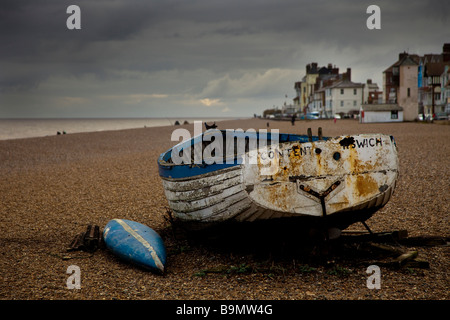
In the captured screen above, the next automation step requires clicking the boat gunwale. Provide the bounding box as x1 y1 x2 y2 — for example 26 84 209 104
158 130 329 166
158 132 397 181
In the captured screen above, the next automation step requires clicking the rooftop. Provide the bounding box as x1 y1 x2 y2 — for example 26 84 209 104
325 79 363 89
362 104 404 112
425 62 450 76
384 53 419 73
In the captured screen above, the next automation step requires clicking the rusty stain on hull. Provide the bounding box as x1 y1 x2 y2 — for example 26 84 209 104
355 175 378 198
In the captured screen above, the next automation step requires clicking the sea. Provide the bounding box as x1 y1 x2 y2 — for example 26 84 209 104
0 117 238 141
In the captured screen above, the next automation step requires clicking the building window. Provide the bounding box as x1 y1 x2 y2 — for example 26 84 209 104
354 89 357 95
340 89 344 95
407 88 410 97
340 101 344 107
391 111 398 119
353 100 357 106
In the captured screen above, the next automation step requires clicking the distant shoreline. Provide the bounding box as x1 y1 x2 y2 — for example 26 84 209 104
0 116 242 120
0 117 245 141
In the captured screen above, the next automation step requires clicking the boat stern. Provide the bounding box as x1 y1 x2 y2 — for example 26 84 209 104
242 134 399 220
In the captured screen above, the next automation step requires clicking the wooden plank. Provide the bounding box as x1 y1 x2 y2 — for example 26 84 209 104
398 236 449 247
83 225 101 252
68 233 84 251
404 258 430 269
394 251 418 265
339 230 408 244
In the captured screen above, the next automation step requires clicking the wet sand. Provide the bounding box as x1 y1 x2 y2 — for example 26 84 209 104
0 118 448 300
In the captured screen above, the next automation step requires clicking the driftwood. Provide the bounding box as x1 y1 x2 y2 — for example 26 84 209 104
394 251 418 264
340 229 409 243
398 236 449 247
351 242 427 269
367 242 404 256
341 229 448 247
402 258 430 269
339 229 447 269
374 250 424 269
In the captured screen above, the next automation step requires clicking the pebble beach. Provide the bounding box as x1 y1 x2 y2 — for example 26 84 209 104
0 118 448 301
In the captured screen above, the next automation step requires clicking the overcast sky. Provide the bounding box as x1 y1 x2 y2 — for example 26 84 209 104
1 0 449 118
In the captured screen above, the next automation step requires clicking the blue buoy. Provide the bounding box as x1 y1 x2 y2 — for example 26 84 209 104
103 219 166 273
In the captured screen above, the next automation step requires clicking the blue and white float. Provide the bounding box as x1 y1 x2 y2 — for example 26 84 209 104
103 219 166 273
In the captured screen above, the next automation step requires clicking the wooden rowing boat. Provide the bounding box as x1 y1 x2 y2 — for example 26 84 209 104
157 129 399 232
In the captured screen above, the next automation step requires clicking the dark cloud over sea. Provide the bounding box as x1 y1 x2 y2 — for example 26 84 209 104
1 0 449 118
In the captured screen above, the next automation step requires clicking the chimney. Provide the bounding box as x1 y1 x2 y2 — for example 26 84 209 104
443 43 450 53
443 43 450 62
346 68 351 81
399 51 408 61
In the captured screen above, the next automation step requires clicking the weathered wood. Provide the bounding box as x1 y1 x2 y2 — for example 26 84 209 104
340 230 408 244
83 225 101 252
68 233 84 251
394 251 418 265
341 230 449 250
398 236 449 247
404 258 430 269
370 247 424 269
337 230 436 269
368 242 404 256
68 225 102 252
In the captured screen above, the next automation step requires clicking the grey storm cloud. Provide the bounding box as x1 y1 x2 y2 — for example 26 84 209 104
0 0 449 117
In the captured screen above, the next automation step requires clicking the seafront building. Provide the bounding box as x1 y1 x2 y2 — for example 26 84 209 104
383 43 450 121
363 79 382 105
418 43 450 117
441 65 450 115
293 64 365 118
323 78 363 119
382 53 420 121
294 62 340 114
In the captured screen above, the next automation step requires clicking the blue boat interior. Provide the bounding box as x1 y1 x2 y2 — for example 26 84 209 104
158 130 329 179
